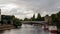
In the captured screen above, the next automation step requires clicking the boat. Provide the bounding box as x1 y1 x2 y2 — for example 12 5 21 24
48 26 58 33
42 25 48 30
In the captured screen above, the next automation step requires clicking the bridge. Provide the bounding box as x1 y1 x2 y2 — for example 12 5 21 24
21 21 47 25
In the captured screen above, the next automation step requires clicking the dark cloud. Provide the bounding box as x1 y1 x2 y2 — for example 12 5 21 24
0 0 60 19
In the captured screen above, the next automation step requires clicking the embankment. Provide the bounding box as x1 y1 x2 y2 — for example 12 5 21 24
0 25 15 30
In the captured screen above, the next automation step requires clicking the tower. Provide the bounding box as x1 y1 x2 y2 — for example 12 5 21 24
0 9 1 21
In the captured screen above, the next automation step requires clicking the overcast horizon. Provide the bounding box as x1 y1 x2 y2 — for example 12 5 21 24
0 0 60 19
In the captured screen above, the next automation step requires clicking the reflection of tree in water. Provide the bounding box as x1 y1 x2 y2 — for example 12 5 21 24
0 30 4 34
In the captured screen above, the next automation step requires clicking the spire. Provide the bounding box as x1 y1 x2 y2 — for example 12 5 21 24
0 9 1 21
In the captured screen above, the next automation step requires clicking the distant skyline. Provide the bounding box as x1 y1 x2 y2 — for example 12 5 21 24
0 0 60 19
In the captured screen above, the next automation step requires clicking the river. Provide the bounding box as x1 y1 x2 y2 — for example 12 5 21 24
0 24 57 34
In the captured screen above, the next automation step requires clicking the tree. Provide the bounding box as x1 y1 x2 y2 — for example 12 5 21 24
51 14 57 22
31 14 35 21
46 15 49 17
24 18 28 21
36 13 41 21
57 11 60 22
13 18 22 27
41 17 44 21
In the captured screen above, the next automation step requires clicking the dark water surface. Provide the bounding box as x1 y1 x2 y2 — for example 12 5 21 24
0 24 57 34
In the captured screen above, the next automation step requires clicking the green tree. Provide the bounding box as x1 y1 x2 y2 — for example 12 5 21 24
31 14 35 21
41 17 44 21
56 11 60 29
13 18 22 26
36 13 41 21
51 14 57 22
24 18 28 21
57 11 60 22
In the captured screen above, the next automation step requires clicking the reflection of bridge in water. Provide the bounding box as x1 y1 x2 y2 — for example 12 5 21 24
21 21 47 25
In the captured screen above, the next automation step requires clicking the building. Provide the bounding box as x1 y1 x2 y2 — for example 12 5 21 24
1 15 15 25
0 9 1 21
45 15 52 25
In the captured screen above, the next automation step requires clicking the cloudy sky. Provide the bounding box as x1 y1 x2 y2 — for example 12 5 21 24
0 0 60 19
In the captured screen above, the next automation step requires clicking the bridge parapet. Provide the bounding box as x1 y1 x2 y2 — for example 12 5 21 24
21 21 47 25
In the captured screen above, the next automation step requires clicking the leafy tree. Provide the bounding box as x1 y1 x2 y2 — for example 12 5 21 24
24 18 28 21
36 13 41 21
41 17 44 21
13 18 22 26
31 14 35 21
51 14 57 22
56 11 60 29
57 11 60 22
46 15 49 17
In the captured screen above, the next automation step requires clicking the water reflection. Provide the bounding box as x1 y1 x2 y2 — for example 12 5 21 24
0 30 4 34
0 24 57 34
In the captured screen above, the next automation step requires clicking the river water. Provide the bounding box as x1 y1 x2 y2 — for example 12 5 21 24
0 24 57 34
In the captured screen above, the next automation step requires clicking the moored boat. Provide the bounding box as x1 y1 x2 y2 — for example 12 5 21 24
42 25 48 30
48 26 58 33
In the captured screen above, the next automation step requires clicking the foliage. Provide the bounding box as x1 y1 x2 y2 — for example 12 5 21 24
51 14 57 22
31 14 35 21
24 18 29 21
24 13 43 21
13 18 22 26
41 17 44 21
57 11 60 22
51 11 60 22
36 13 42 21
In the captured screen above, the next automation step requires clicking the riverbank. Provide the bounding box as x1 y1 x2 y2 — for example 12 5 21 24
0 24 15 30
0 24 57 34
58 29 60 33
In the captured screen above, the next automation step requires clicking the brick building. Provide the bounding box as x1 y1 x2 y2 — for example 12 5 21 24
45 15 52 25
